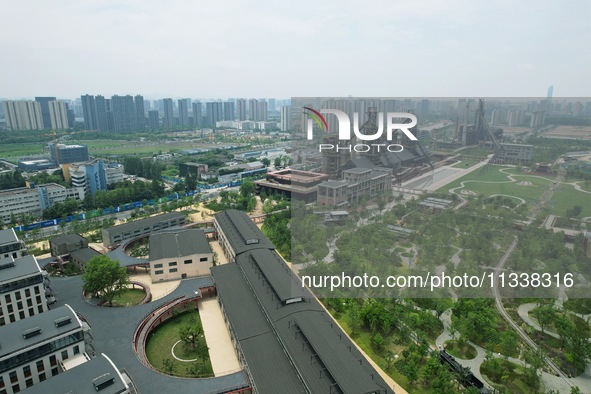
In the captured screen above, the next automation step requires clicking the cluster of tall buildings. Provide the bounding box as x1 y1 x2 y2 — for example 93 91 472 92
1 97 74 131
81 94 145 133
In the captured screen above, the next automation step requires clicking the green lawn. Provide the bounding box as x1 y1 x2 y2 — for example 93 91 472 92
443 340 477 360
548 184 591 217
480 359 541 394
0 143 45 159
110 288 145 307
564 298 591 315
449 157 483 168
145 310 213 378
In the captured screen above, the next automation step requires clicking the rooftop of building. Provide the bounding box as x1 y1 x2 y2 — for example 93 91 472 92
0 305 81 359
70 247 102 264
149 228 212 261
318 180 349 188
50 233 87 246
25 353 127 394
343 167 373 174
213 210 274 256
0 228 19 246
0 182 66 196
0 255 43 284
103 212 185 235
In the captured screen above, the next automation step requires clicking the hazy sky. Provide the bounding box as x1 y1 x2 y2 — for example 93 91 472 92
1 0 590 99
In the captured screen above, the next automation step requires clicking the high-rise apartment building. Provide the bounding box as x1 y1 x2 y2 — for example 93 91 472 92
192 102 202 128
34 97 56 129
80 95 98 130
206 102 223 126
111 95 136 133
280 106 291 131
134 95 145 131
47 101 69 129
162 98 174 128
148 110 159 130
248 99 258 121
178 99 189 127
257 100 268 121
2 101 44 131
236 99 247 121
223 101 235 121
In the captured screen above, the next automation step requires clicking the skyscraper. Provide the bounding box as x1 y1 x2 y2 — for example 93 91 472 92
81 94 98 130
280 106 291 131
206 102 223 126
178 99 189 127
192 102 202 128
34 97 56 129
2 100 44 130
148 110 159 130
268 98 276 112
248 99 258 121
547 85 553 100
134 95 145 131
163 98 174 128
223 101 235 121
111 95 136 133
236 99 247 121
94 95 110 132
257 100 268 121
48 100 70 129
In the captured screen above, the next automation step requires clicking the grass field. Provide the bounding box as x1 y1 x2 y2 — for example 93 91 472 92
548 184 591 217
480 359 541 394
443 340 477 360
0 143 45 159
110 288 145 307
145 310 213 377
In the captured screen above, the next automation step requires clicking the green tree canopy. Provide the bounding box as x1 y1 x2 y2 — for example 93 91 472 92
82 255 129 306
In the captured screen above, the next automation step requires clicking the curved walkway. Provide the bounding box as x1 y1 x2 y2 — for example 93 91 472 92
517 303 560 339
49 275 248 394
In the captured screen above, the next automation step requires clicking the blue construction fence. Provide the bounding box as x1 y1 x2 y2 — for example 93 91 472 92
13 179 244 233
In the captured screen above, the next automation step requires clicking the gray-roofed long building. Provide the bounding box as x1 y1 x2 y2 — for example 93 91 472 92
0 304 89 394
70 247 102 272
213 210 274 262
102 212 186 247
49 233 89 257
25 353 132 394
0 255 48 326
212 210 393 394
149 229 213 282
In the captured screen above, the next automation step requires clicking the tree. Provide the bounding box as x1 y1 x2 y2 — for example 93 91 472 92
261 158 271 167
162 358 176 374
240 179 256 198
532 304 556 334
179 317 208 361
82 255 129 306
274 157 282 168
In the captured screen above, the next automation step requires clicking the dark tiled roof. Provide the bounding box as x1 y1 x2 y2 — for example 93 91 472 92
0 305 81 359
70 247 102 264
0 229 19 246
104 212 185 235
25 353 127 394
50 233 86 246
0 255 43 284
149 229 211 260
213 210 274 255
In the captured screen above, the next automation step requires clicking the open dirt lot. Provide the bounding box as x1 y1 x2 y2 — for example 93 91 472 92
544 125 591 140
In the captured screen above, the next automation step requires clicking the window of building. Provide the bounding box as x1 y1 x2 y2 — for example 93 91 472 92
154 270 163 275
24 289 30 297
154 264 163 268
52 367 58 376
25 379 33 388
49 355 57 367
9 372 17 384
184 259 192 264
0 376 4 388
4 294 10 303
169 268 178 273
26 299 32 307
61 350 69 360
34 286 40 295
35 295 42 304
19 311 25 319
15 292 21 301
28 308 34 316
200 257 208 262
0 317 4 326
23 365 31 377
7 304 13 313
16 301 23 310
11 384 19 393
36 360 44 372
9 314 15 323
73 345 80 355
38 373 46 382
168 261 177 266
37 305 44 314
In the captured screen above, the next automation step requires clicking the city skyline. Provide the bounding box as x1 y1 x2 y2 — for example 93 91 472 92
1 0 589 98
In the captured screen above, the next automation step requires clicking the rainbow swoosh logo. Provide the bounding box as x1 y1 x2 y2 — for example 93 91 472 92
303 107 328 132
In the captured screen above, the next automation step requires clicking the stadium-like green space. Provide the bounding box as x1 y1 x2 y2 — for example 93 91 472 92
145 310 213 378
